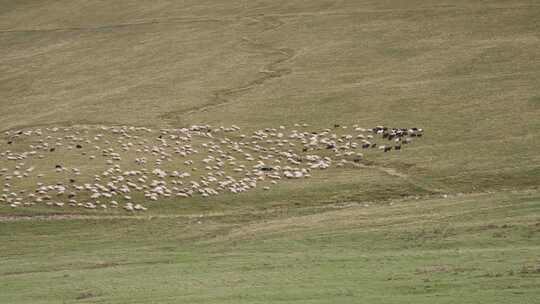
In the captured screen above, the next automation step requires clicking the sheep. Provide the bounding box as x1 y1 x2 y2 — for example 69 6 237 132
0 123 424 211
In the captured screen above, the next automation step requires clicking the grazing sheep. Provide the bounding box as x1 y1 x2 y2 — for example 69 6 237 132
0 123 424 212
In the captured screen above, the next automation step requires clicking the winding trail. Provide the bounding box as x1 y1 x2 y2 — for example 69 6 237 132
3 4 537 34
0 17 231 34
160 16 295 122
2 189 537 223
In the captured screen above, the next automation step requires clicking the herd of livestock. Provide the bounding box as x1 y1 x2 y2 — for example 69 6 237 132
0 124 424 211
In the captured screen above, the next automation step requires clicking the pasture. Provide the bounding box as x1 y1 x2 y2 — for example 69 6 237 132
1 0 539 303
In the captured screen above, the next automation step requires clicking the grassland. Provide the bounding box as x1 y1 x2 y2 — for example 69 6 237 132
1 0 540 303
2 191 540 303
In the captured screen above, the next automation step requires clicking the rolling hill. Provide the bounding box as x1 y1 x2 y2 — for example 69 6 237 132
1 1 539 303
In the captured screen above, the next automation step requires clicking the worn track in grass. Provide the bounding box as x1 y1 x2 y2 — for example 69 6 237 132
160 16 295 122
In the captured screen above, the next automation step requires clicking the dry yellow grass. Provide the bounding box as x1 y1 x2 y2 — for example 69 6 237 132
1 1 540 303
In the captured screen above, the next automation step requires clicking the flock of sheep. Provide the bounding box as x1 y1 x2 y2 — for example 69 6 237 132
1 124 424 211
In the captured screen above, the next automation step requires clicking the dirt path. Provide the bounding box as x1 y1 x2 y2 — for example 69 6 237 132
6 189 535 223
0 198 381 223
160 16 295 122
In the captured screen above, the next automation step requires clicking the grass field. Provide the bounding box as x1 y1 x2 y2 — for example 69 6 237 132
2 191 540 303
1 0 540 303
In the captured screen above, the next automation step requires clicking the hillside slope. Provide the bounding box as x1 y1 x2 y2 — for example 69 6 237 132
2 0 539 195
1 1 539 303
